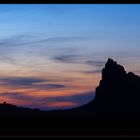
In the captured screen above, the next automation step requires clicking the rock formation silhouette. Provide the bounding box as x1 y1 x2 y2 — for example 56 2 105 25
95 58 140 112
75 58 140 113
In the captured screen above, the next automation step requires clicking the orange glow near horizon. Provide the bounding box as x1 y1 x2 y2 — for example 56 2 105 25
47 101 77 108
0 61 101 110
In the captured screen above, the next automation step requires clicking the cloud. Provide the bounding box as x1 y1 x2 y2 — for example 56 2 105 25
53 54 79 63
52 53 105 70
0 35 94 49
0 92 34 101
35 84 66 90
0 34 36 66
85 60 105 68
35 36 94 44
47 101 77 108
0 76 67 90
44 84 65 89
42 91 95 106
69 69 101 75
0 77 46 86
0 35 93 67
81 69 101 74
0 55 17 65
0 34 33 47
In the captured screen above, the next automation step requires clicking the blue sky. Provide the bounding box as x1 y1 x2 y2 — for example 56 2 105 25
1 4 140 38
0 4 140 53
0 4 140 110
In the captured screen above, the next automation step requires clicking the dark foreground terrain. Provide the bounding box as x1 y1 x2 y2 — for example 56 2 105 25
0 58 140 136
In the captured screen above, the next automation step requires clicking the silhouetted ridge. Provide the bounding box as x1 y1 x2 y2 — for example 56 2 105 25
95 58 140 112
0 101 41 116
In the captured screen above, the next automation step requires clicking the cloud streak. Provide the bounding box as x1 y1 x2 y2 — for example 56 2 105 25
0 35 94 49
0 92 34 101
79 69 101 74
34 36 95 44
35 84 66 90
0 34 34 47
0 77 46 86
0 55 17 65
85 60 105 68
0 77 67 90
52 53 105 69
53 54 80 63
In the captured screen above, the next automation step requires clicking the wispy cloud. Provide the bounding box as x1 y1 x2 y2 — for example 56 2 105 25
0 76 67 90
53 54 80 63
35 36 94 44
80 69 101 74
0 55 17 65
85 60 105 67
0 35 95 48
42 84 65 89
0 34 36 66
52 53 105 70
34 84 66 90
0 34 34 47
0 77 46 86
46 101 77 108
0 35 94 67
0 92 34 101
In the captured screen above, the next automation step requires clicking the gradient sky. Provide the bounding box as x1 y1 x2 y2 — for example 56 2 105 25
0 4 140 110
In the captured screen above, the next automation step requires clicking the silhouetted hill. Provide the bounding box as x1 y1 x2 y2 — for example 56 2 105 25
0 101 41 116
1 58 140 136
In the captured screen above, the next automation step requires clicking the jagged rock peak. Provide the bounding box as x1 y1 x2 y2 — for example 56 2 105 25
101 58 127 82
95 58 140 112
106 58 117 66
105 58 124 70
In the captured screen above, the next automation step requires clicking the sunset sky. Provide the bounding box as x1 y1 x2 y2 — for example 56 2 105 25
0 4 140 110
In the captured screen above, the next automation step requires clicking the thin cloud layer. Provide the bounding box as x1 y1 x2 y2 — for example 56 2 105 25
0 92 34 101
52 53 105 68
0 77 46 86
36 36 94 43
0 77 67 90
0 34 34 47
85 60 105 68
53 54 79 63
81 70 101 74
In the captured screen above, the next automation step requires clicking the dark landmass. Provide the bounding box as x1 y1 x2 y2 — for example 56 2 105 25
1 58 140 136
